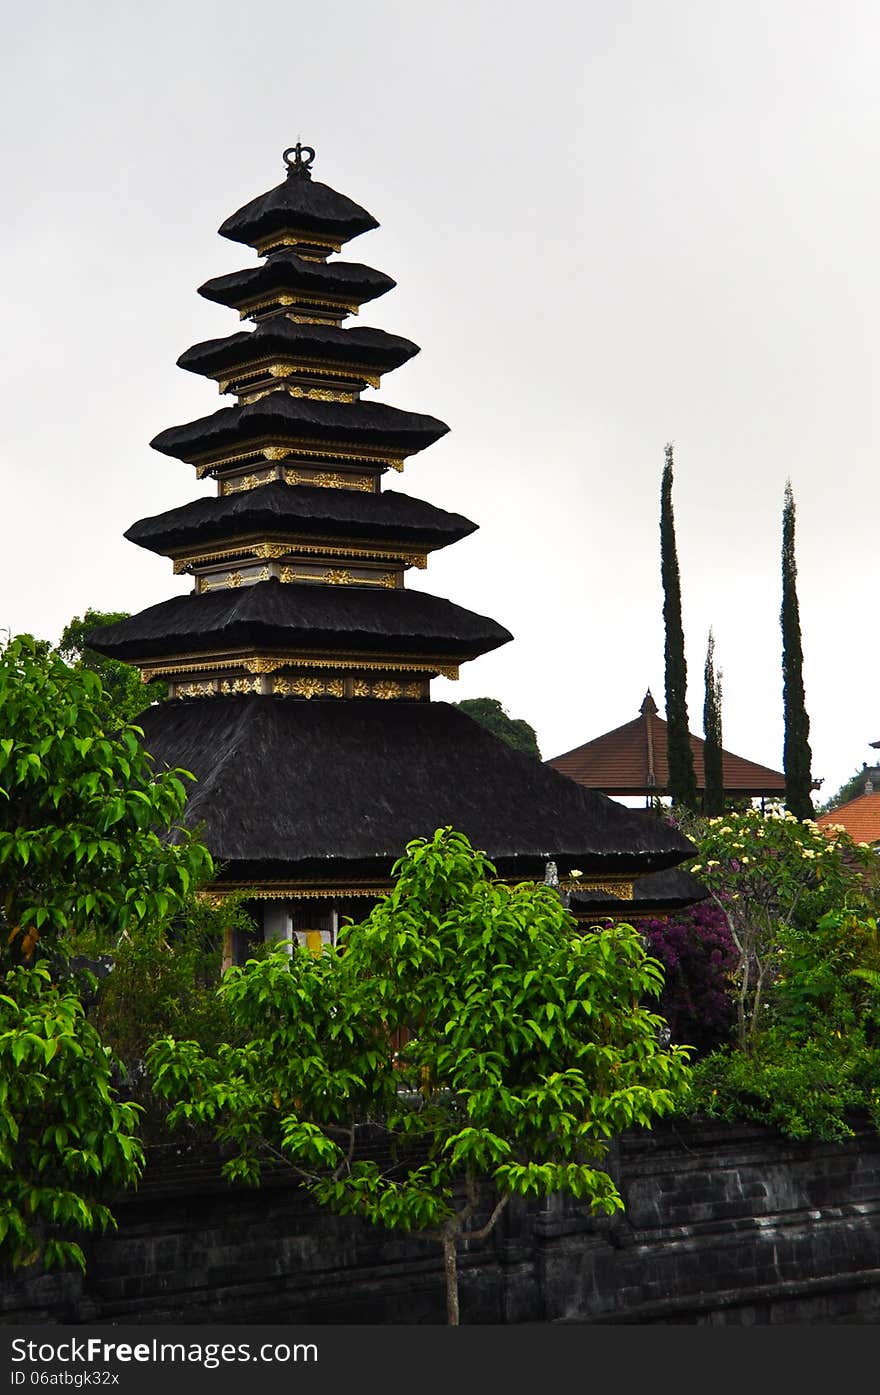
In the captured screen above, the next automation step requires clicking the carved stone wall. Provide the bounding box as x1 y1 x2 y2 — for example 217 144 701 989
4 1119 880 1325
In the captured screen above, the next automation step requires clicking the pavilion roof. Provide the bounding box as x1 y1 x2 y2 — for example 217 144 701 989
547 690 786 798
198 250 395 311
87 583 512 664
177 320 419 380
219 170 378 249
817 792 880 847
125 484 477 556
150 390 448 463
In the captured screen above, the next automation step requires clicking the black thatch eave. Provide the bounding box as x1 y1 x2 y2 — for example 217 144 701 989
85 582 512 663
198 252 395 311
177 321 419 379
219 176 378 248
570 867 708 917
125 485 478 555
133 697 695 875
150 392 449 462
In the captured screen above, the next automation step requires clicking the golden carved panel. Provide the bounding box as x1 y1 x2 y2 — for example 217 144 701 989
176 681 216 698
254 228 342 255
283 468 374 492
352 678 423 700
219 677 261 695
274 676 345 699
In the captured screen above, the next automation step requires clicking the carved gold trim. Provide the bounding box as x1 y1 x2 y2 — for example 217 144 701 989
274 676 345 699
220 471 278 494
175 680 217 698
278 564 396 588
237 385 360 406
238 292 361 320
219 358 379 391
172 538 428 573
219 676 261 695
253 228 342 255
279 385 357 404
272 359 380 389
283 469 375 492
141 651 460 682
194 440 406 474
565 880 635 900
212 884 391 901
354 679 423 700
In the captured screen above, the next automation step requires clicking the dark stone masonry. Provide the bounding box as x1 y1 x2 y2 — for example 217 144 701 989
4 1118 880 1325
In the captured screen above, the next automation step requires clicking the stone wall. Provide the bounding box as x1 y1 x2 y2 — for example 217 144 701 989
4 1118 880 1325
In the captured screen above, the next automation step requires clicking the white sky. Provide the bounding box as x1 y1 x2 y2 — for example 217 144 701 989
2 1 878 804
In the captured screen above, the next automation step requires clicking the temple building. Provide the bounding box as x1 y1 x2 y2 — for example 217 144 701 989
547 691 786 806
90 146 694 954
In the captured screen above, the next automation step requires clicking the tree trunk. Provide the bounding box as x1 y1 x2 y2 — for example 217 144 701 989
442 1229 460 1325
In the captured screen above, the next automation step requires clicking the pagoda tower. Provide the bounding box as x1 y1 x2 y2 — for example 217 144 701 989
91 145 693 955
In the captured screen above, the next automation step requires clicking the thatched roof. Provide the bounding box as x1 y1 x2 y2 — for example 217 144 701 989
219 173 378 248
125 485 478 556
177 320 419 380
86 582 512 663
198 250 395 311
134 697 695 880
150 391 449 463
570 866 708 918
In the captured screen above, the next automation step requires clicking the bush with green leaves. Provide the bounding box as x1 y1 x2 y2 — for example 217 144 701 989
680 804 874 1049
673 805 880 1141
0 961 144 1272
0 632 218 1269
148 827 691 1324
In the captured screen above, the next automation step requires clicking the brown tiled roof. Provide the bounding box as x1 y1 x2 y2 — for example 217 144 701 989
546 690 786 798
817 792 880 847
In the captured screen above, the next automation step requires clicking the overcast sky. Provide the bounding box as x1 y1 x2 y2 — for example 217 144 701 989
3 1 878 805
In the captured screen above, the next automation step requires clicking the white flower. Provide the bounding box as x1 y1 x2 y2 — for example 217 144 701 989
570 869 583 879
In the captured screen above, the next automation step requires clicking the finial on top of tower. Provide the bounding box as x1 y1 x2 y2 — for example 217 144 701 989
283 143 315 180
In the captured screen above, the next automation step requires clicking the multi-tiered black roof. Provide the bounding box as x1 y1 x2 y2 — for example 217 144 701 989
90 144 693 903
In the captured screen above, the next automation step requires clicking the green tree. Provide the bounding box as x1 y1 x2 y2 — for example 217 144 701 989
679 808 880 1141
148 828 691 1325
58 610 164 724
660 444 698 809
818 765 876 814
684 806 872 1049
453 697 541 759
0 961 144 1272
702 629 724 816
781 482 814 820
0 634 212 966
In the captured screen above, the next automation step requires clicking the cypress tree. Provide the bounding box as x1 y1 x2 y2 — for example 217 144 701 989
781 480 814 819
702 628 724 816
660 443 698 809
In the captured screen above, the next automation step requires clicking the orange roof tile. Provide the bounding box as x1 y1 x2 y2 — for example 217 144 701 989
547 690 786 798
817 792 880 847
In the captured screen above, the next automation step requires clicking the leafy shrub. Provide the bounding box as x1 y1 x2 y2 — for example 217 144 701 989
685 1029 880 1143
640 902 737 1055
